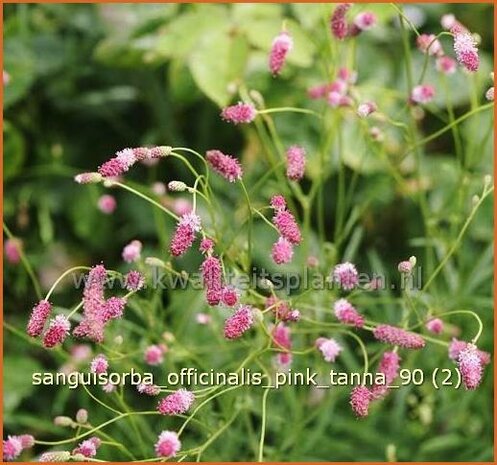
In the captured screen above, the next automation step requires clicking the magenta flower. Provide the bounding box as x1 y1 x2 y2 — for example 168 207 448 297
200 255 223 305
333 262 359 290
144 344 165 366
371 351 401 398
316 337 342 362
221 287 238 307
269 31 293 75
155 431 181 459
350 386 372 417
97 195 117 214
122 240 142 263
425 318 444 334
170 212 201 257
453 30 479 72
206 150 243 182
357 101 377 118
435 56 457 74
270 195 287 211
411 84 435 104
458 343 483 390
125 270 145 291
3 436 23 461
286 145 306 181
90 354 108 374
330 3 351 40
5 238 22 264
199 238 214 254
333 299 364 328
353 11 376 31
416 34 443 56
43 315 70 348
220 102 256 124
271 237 294 265
373 324 425 350
448 338 490 365
27 300 52 337
98 157 129 178
73 437 101 458
158 389 195 415
101 296 126 321
273 209 302 244
224 305 254 340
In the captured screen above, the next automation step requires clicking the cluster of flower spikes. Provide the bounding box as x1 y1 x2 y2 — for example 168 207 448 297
26 299 70 349
308 66 357 108
269 195 302 265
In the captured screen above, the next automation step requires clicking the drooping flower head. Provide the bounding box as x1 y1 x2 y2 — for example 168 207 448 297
271 237 294 265
273 209 302 244
453 30 479 72
206 150 243 182
330 3 351 40
458 343 483 390
286 145 306 181
333 262 359 290
155 431 181 459
5 238 22 264
220 102 257 124
27 300 52 337
200 255 223 305
316 337 342 362
122 240 142 263
448 338 491 365
411 85 435 104
371 351 401 398
350 386 372 417
170 213 201 257
425 318 444 334
272 322 292 366
373 324 425 349
269 31 293 76
137 383 161 396
144 344 165 366
157 389 195 415
224 305 254 340
333 299 364 328
43 315 71 349
73 437 101 458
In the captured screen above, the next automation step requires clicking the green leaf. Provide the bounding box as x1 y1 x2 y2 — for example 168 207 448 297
3 120 26 180
4 356 42 415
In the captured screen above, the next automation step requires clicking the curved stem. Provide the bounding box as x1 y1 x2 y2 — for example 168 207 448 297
45 266 90 301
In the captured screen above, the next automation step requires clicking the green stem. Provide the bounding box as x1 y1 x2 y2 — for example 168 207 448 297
257 389 270 462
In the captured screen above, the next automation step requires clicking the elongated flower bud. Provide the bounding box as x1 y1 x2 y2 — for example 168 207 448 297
286 145 306 181
458 343 483 390
157 389 195 415
269 31 293 76
27 300 52 337
373 324 425 349
220 102 256 124
206 150 243 182
224 305 254 340
273 209 302 244
350 386 372 417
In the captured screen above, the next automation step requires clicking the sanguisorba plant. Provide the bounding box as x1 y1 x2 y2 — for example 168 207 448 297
4 4 494 462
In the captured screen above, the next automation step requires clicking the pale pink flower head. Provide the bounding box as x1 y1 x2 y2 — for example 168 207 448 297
97 195 117 214
43 315 71 349
271 237 294 265
448 338 491 365
224 305 254 340
144 344 164 366
397 260 413 273
350 386 372 417
436 56 457 75
270 195 286 211
157 389 195 415
273 209 302 244
125 270 145 291
101 296 126 321
286 145 306 181
333 262 359 290
353 11 376 31
137 383 161 396
269 31 293 76
221 286 238 307
416 34 443 56
39 451 72 462
3 436 23 461
206 150 243 182
155 431 181 459
458 343 483 390
172 198 193 216
221 102 257 124
273 322 292 367
357 101 377 118
411 84 435 104
170 213 201 257
199 238 214 254
333 298 364 328
328 91 343 108
73 437 101 458
90 354 108 374
453 30 479 72
373 324 425 349
316 337 342 362
371 351 401 398
102 382 117 393
27 300 52 337
200 255 223 304
330 3 351 40
425 318 444 335
337 67 357 84
74 172 102 184
485 87 494 102
196 312 212 325
122 239 142 263
5 238 22 264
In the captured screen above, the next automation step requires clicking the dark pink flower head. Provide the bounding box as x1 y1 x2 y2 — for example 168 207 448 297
27 300 52 337
333 262 359 290
273 209 302 244
350 386 372 417
453 30 479 72
448 338 491 365
270 195 287 211
122 240 142 263
269 31 293 75
411 85 435 104
286 145 306 181
101 297 126 321
224 305 254 340
206 150 243 182
353 11 376 31
416 34 443 56
125 270 145 291
372 351 401 398
200 255 223 302
316 337 342 362
3 436 23 461
90 354 108 374
43 315 70 348
425 318 444 334
199 238 214 254
144 344 165 366
155 431 181 459
170 213 201 257
221 286 238 307
273 322 292 367
330 3 351 40
98 157 129 178
436 56 457 75
333 299 364 328
271 237 294 265
157 389 195 415
5 238 22 264
221 102 257 124
458 343 483 390
97 195 117 214
373 324 425 350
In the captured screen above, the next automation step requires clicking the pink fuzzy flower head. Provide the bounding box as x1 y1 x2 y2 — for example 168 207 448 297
170 213 201 257
221 287 238 307
485 86 494 102
372 351 401 398
350 386 372 417
271 237 294 264
458 343 483 390
43 315 70 348
200 256 223 300
270 195 286 211
3 436 23 461
122 240 142 263
90 354 108 374
448 338 491 365
137 383 161 396
357 101 377 118
333 262 359 290
330 3 351 40
353 11 376 31
221 102 256 124
157 389 195 415
269 31 293 75
101 296 126 321
373 324 425 349
316 337 342 362
426 318 444 334
73 437 101 458
74 172 102 184
144 344 164 366
199 238 214 254
206 150 243 182
273 209 302 244
286 145 306 181
416 34 443 56
155 431 181 459
97 195 117 214
5 238 22 264
196 312 212 325
453 30 479 72
125 270 145 291
333 299 364 328
338 67 357 84
411 85 435 104
436 56 457 75
27 300 52 337
98 157 129 178
224 305 254 340
397 260 413 273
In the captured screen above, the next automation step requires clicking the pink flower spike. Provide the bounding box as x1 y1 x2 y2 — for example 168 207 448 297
337 67 357 84
5 238 22 264
330 3 351 40
373 324 425 350
122 240 142 263
155 431 181 459
27 300 52 337
90 354 108 374
224 305 254 340
271 237 294 265
458 343 483 390
353 11 376 31
333 298 364 328
436 56 457 75
220 102 257 124
273 209 302 244
448 338 491 365
426 318 444 335
316 337 342 362
416 34 443 56
199 238 214 254
170 213 201 257
221 287 238 307
269 31 293 76
101 297 126 321
157 389 195 415
144 344 164 366
371 351 401 399
200 255 223 304
270 195 287 211
411 85 435 104
97 195 117 214
3 436 23 461
43 315 70 348
286 145 306 181
98 157 129 178
453 30 479 72
357 101 377 118
206 150 243 182
350 386 372 417
125 270 145 291
333 262 359 290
